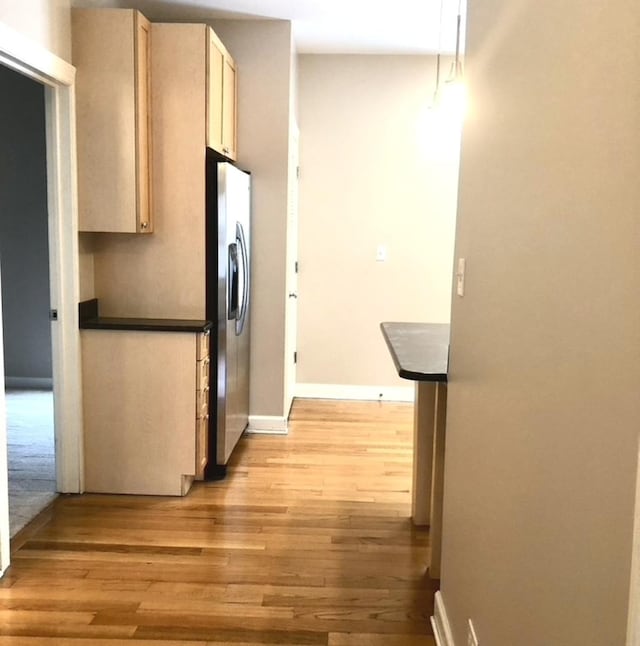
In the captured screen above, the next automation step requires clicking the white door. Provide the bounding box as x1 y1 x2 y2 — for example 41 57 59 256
283 124 299 417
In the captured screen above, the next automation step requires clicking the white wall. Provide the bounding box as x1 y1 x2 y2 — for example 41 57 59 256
296 55 459 397
0 0 71 61
441 1 640 644
0 65 52 381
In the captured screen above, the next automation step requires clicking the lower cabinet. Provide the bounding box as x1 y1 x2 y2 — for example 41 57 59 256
81 328 210 496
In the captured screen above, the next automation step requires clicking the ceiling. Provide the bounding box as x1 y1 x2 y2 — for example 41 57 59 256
76 0 466 55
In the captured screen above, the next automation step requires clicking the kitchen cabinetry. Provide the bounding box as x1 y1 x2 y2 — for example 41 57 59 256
207 28 237 160
81 327 210 495
72 8 153 233
195 331 210 479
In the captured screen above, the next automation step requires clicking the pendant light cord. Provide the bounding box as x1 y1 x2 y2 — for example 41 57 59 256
434 0 445 98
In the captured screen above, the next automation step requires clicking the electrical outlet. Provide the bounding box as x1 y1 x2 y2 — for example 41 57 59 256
467 619 479 646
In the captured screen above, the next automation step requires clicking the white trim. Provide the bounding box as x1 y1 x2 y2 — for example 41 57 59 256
431 591 456 646
0 22 74 87
0 19 83 579
44 80 84 494
247 415 289 435
295 383 414 403
0 273 9 575
5 377 54 389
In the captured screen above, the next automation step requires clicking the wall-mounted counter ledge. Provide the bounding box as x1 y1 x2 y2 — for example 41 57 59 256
380 320 450 581
79 299 212 333
380 322 450 381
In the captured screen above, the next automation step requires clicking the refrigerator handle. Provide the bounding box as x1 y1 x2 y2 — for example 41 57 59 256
228 242 239 320
236 222 250 335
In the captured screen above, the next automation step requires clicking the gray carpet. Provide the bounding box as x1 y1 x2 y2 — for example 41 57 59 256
6 389 57 537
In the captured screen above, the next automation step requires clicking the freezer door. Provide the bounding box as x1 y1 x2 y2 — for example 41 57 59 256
216 162 251 466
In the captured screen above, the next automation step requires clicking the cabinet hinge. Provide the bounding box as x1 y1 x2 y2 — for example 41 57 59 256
49 309 58 321
296 166 300 179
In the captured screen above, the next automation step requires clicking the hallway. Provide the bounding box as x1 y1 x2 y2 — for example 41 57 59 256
2 399 436 644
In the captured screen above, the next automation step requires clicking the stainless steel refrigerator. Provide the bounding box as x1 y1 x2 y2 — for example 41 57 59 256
205 154 251 479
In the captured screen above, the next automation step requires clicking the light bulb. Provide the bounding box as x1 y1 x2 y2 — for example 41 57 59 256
441 79 468 120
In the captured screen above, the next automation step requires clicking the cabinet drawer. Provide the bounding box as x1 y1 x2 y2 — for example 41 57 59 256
196 386 209 419
195 413 209 480
196 331 210 360
196 356 210 391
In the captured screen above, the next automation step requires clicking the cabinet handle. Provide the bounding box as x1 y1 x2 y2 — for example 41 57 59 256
140 221 149 230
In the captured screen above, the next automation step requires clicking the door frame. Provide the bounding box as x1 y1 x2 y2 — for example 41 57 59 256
0 21 83 575
283 123 299 418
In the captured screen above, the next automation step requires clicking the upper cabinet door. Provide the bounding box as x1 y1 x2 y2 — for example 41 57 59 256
206 29 237 161
222 56 237 160
73 9 153 233
206 31 224 155
135 15 152 232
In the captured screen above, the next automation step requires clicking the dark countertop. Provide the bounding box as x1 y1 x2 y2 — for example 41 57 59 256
79 299 212 333
380 322 450 382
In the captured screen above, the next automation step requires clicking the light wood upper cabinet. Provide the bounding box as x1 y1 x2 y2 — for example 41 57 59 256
72 9 153 233
207 29 237 160
222 56 237 158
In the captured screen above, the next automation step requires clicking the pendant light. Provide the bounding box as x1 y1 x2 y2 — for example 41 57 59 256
446 0 464 86
431 0 445 106
431 0 466 116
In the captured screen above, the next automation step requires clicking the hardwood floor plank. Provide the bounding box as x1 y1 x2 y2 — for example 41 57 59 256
134 624 328 645
4 400 435 643
328 633 436 645
0 639 207 646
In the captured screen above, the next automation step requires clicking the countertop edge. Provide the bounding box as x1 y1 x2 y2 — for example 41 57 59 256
80 318 213 333
78 299 212 333
380 321 449 383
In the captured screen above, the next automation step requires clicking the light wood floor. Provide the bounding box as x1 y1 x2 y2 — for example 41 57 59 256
2 399 437 645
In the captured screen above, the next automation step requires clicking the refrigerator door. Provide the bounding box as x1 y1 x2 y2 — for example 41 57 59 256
214 161 251 467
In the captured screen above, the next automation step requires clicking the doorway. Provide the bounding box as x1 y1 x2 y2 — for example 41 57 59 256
0 21 83 575
283 123 299 417
0 64 56 537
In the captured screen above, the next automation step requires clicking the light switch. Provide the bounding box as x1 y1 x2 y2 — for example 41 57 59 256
376 245 387 262
456 258 466 296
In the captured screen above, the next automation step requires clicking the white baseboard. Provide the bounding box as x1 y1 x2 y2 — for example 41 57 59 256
294 383 414 403
5 377 53 390
431 591 456 646
247 415 289 435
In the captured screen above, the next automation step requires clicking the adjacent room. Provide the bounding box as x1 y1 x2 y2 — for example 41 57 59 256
0 65 57 539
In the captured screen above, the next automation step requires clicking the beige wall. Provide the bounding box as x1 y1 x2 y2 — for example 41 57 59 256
441 1 640 644
297 55 459 393
212 20 293 420
78 234 95 301
0 0 71 61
